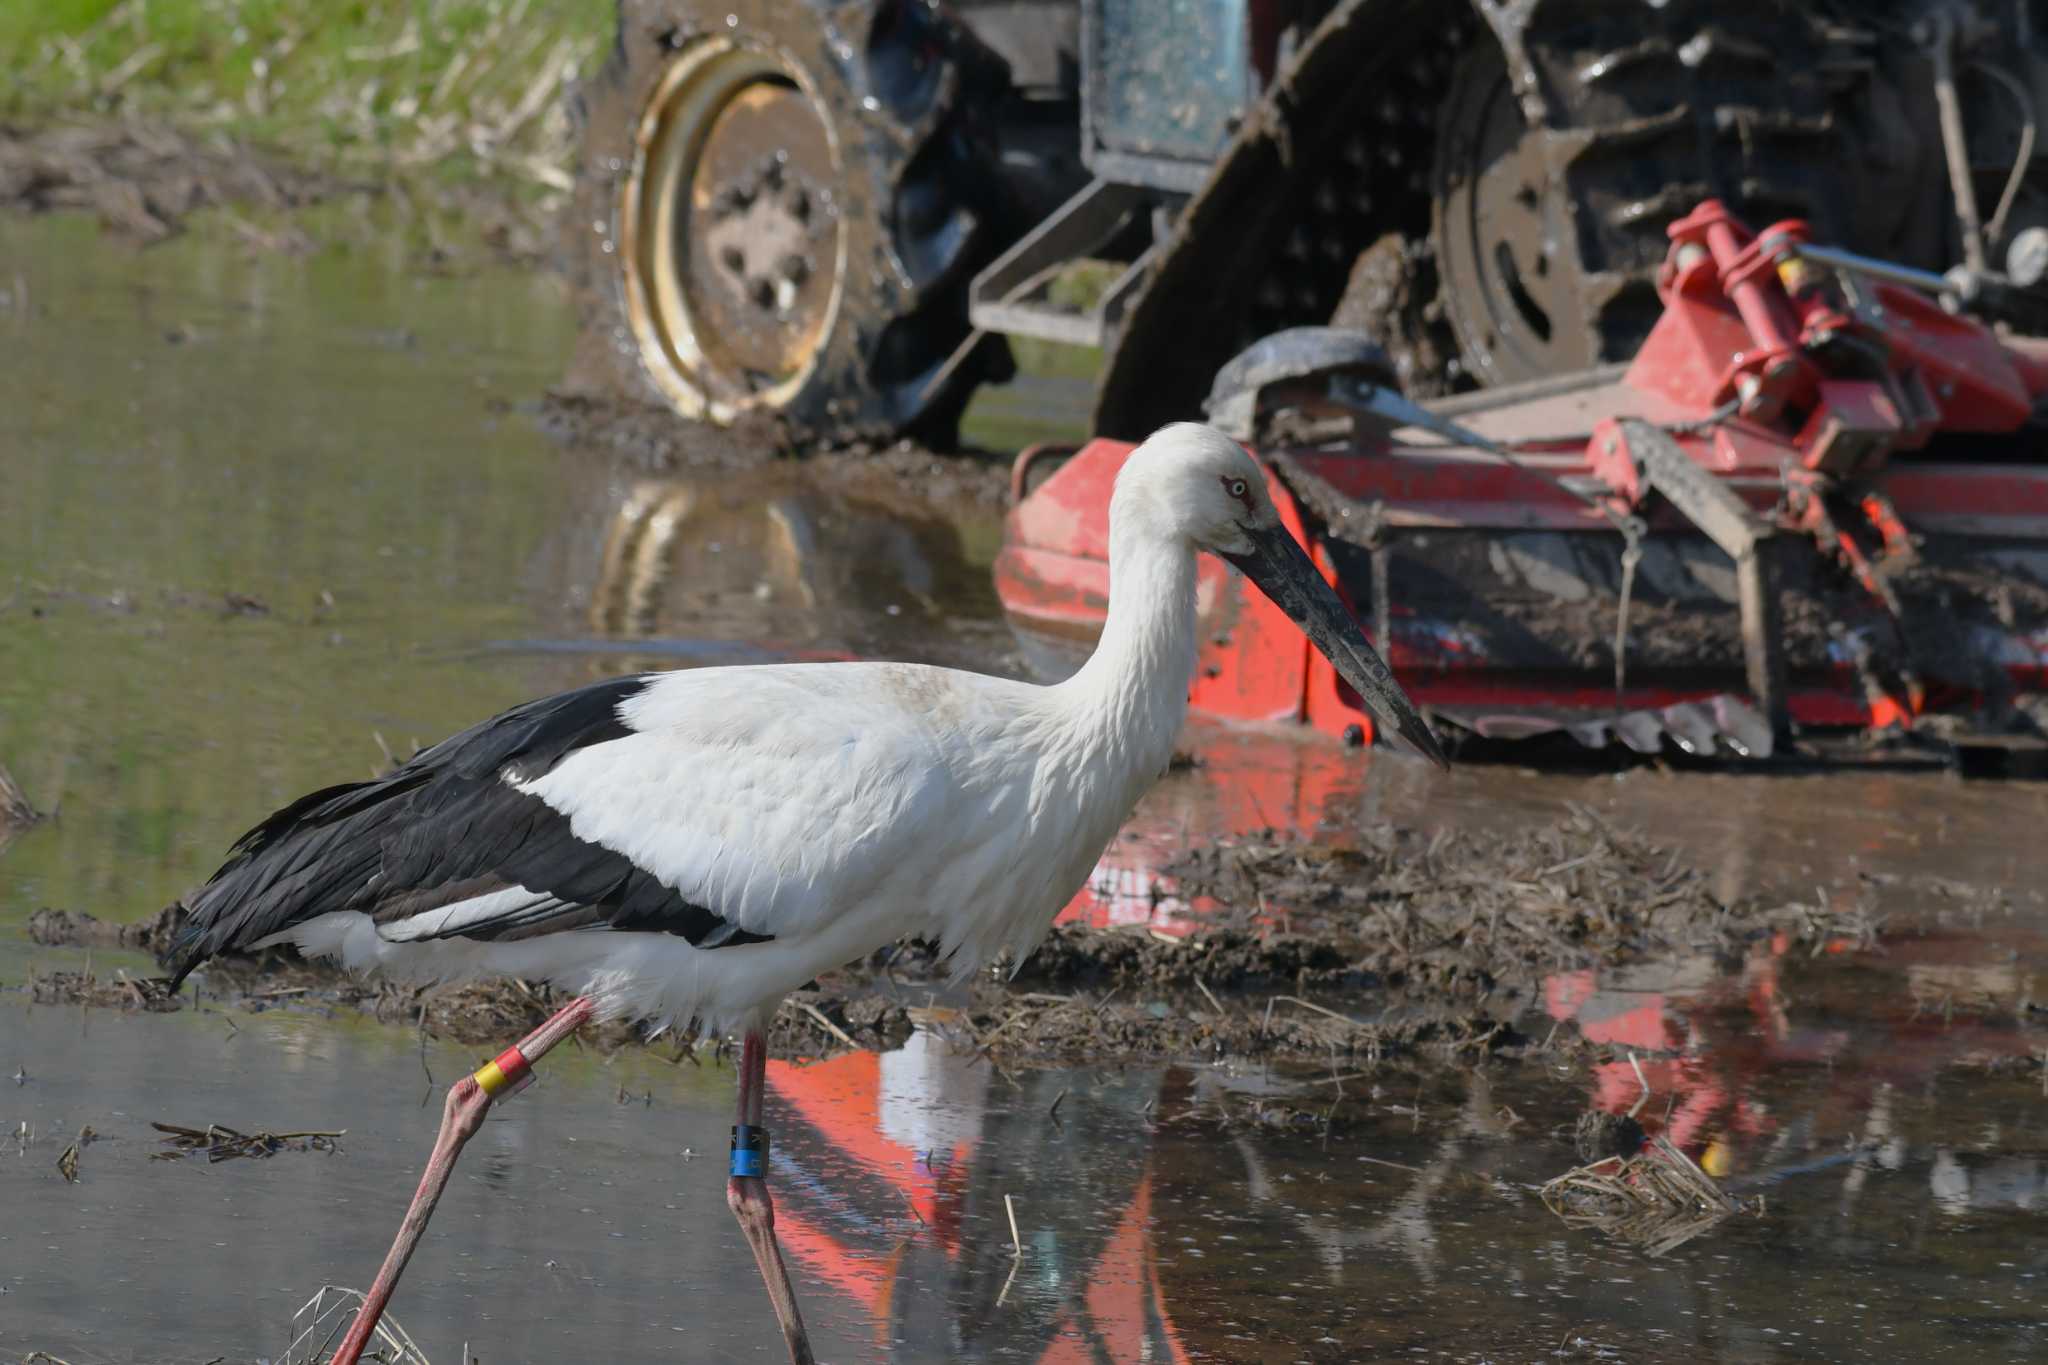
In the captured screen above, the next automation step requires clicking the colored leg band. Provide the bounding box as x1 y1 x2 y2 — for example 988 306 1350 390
473 1045 532 1099
731 1123 769 1179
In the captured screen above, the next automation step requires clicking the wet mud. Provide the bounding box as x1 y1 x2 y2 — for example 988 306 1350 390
535 389 1014 504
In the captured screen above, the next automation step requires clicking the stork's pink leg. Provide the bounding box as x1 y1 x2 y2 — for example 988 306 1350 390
330 996 595 1365
728 1030 816 1365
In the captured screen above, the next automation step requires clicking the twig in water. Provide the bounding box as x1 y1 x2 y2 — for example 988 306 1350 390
417 1019 435 1107
1047 1088 1068 1125
1270 994 1366 1029
1309 1070 1375 1087
1193 977 1226 1018
1004 1193 1023 1256
995 1248 1023 1308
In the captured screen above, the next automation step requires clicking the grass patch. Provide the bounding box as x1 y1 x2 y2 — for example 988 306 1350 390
1 0 611 189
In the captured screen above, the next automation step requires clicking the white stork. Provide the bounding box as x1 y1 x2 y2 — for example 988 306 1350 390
166 422 1443 1363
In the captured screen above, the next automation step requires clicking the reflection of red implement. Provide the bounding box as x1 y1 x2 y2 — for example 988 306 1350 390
761 1042 1193 1362
1544 914 2048 1182
996 202 2048 761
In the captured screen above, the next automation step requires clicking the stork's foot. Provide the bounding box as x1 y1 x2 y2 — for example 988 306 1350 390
728 1171 817 1365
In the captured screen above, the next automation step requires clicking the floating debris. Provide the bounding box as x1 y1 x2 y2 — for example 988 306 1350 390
55 1125 96 1183
1540 1135 1752 1256
151 1120 345 1163
282 1285 432 1365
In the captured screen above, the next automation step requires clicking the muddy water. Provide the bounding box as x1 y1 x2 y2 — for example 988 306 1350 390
3 210 2047 1363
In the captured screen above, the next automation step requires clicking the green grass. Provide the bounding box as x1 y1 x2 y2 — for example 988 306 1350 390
1 0 612 188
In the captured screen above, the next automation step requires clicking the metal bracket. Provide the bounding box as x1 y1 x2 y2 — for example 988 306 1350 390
968 179 1157 348
1618 420 1789 746
1329 376 1649 543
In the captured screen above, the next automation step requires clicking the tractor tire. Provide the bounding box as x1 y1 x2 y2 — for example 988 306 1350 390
564 0 1016 448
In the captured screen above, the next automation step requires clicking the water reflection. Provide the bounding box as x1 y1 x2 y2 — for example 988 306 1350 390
533 456 1006 675
749 954 2047 1361
765 1035 1187 1362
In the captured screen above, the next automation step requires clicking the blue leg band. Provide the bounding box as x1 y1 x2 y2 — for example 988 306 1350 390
731 1123 768 1179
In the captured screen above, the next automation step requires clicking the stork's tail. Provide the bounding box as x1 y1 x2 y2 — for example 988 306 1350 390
160 902 207 990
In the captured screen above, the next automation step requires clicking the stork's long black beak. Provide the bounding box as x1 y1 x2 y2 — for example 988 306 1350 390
1222 523 1448 769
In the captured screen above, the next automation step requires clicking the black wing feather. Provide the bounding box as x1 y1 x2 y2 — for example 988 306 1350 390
166 672 769 986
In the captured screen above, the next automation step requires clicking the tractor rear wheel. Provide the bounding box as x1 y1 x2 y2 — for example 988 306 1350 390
565 0 1014 447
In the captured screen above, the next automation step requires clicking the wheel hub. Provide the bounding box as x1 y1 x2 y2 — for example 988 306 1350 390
699 152 817 326
623 41 843 420
1434 45 1599 386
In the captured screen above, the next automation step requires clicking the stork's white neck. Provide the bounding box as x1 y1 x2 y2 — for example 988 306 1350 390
1053 515 1198 782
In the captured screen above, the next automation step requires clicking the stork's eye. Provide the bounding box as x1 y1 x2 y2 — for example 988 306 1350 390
1227 478 1248 499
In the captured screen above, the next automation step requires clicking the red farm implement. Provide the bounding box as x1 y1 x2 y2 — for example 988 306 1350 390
996 203 2048 762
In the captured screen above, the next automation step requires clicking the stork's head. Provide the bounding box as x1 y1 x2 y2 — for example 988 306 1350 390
1112 420 1283 556
1117 422 1447 768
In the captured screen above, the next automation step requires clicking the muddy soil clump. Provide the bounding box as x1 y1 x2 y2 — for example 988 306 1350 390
28 902 186 955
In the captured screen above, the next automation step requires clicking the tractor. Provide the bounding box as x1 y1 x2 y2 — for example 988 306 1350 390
564 0 2048 449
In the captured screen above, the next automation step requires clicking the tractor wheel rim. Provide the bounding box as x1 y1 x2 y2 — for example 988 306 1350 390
1435 45 1598 386
622 39 845 422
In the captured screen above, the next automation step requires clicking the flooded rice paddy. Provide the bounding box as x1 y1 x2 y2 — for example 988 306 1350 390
3 210 2047 1363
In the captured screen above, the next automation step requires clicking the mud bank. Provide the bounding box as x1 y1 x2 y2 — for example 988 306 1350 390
0 118 557 263
0 119 341 242
536 390 1015 502
16 810 1886 1071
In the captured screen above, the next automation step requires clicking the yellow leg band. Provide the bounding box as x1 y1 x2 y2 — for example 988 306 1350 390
472 1044 532 1099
